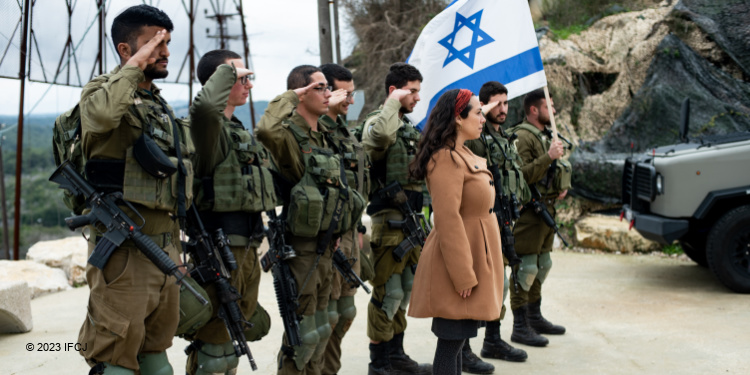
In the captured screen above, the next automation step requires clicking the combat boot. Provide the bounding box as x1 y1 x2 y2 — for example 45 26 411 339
388 332 433 375
368 342 392 375
461 341 495 374
528 299 566 335
511 305 549 347
481 321 528 362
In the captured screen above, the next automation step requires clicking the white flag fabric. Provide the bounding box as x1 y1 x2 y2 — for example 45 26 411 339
406 0 546 129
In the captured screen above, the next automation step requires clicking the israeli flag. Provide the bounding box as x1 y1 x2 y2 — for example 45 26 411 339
407 0 546 129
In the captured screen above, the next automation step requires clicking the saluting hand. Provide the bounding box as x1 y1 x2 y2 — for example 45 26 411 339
235 67 253 79
329 89 348 107
125 29 167 71
388 88 412 101
294 81 324 99
481 101 499 116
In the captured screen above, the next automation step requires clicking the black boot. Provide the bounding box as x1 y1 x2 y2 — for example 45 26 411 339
511 306 549 347
388 332 432 375
461 341 495 374
481 321 528 362
369 342 392 375
528 299 566 335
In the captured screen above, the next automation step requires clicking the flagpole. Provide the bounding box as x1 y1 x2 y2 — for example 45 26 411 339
543 86 558 142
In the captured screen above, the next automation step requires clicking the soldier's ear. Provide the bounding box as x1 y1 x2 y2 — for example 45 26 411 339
117 42 132 61
387 85 397 96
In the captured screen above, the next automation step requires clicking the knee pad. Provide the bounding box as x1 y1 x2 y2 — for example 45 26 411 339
399 266 415 311
536 252 553 284
221 341 239 375
516 254 539 292
137 352 173 375
381 273 404 320
244 303 271 342
336 296 357 336
292 314 320 371
327 299 340 329
92 363 135 375
188 342 232 375
313 309 333 359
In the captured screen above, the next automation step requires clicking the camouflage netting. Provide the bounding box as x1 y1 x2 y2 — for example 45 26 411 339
674 0 750 78
598 33 750 154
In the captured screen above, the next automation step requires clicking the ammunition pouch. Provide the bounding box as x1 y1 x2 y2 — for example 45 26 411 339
538 158 572 196
133 133 177 179
122 147 194 211
176 277 212 338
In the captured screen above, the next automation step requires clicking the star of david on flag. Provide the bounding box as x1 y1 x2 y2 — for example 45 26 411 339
407 0 547 130
438 10 495 68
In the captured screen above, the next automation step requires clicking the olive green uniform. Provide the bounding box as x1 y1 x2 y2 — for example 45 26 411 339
361 99 423 343
257 91 364 375
77 65 194 372
465 122 530 320
318 114 369 375
507 120 566 309
185 64 275 373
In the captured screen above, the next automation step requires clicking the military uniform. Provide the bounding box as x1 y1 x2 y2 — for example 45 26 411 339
361 99 431 375
185 64 275 374
257 91 364 375
318 114 370 375
78 64 194 372
507 120 571 343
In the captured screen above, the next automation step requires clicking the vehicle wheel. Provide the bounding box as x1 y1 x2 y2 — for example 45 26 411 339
679 234 708 267
706 205 750 293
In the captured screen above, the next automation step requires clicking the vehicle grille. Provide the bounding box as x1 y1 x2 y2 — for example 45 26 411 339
635 163 656 202
622 159 635 203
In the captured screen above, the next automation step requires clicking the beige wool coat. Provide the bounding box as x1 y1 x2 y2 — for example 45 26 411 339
408 146 504 321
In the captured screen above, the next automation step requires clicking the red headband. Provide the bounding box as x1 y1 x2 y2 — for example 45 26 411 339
455 89 473 116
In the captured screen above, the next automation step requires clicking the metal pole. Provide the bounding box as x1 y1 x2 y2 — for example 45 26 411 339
14 0 32 260
328 0 337 64
0 132 9 260
98 0 104 76
189 0 195 106
235 0 256 128
317 0 333 64
333 0 342 63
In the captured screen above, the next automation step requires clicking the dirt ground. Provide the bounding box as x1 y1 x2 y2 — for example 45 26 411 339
2 250 749 374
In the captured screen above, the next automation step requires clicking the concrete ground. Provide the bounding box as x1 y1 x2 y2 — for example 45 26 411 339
2 250 749 374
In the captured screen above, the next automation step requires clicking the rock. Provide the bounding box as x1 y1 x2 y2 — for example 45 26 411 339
0 260 71 298
575 214 661 253
26 236 88 286
0 281 32 333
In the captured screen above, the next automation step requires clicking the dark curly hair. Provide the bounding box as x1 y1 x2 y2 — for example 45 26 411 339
112 5 173 57
409 89 473 181
384 63 422 95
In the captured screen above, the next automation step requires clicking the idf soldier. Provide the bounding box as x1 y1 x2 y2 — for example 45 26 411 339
462 81 531 373
318 63 370 375
256 65 365 375
184 50 275 374
507 88 569 347
77 5 192 374
361 63 432 375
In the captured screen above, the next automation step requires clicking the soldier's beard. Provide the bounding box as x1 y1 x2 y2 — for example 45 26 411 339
487 113 506 126
144 62 169 80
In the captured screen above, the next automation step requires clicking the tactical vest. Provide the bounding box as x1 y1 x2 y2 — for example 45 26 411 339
284 122 365 238
85 93 195 212
480 126 531 204
328 117 371 201
194 121 277 214
508 123 572 196
365 110 421 190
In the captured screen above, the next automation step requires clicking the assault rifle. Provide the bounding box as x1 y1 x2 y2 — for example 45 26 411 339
183 206 257 371
529 185 569 247
488 163 522 289
379 181 431 262
332 248 371 294
48 161 207 304
260 210 302 349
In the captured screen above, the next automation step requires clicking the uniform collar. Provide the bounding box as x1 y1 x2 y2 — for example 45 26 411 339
290 111 330 135
319 114 345 130
112 65 162 95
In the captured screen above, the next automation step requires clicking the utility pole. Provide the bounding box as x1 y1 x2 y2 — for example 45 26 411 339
235 0 257 128
14 0 31 260
318 0 333 64
0 125 10 260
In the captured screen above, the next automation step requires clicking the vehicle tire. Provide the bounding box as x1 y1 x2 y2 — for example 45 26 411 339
706 205 750 293
679 234 708 267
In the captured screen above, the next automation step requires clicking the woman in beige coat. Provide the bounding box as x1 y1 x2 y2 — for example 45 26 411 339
407 89 504 374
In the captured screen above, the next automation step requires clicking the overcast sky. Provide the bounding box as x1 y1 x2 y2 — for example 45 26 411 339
0 0 356 116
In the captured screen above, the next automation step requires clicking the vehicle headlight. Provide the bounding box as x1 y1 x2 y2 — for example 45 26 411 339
656 173 664 194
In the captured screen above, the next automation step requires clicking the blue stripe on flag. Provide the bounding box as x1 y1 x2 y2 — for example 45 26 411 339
415 46 544 130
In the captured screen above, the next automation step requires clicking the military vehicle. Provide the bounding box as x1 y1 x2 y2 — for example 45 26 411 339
621 99 750 293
